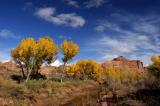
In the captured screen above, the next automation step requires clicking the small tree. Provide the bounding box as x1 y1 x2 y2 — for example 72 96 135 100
76 60 102 80
60 40 79 82
65 60 102 81
148 55 160 77
151 55 160 63
11 36 58 82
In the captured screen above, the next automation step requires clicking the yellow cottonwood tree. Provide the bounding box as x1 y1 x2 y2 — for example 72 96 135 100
60 40 79 82
76 60 102 80
60 40 79 66
66 60 102 81
65 64 79 78
11 36 58 82
151 55 160 63
148 55 160 77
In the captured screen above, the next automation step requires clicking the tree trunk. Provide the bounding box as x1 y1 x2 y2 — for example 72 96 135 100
20 65 25 79
60 75 63 83
25 69 32 83
60 62 66 83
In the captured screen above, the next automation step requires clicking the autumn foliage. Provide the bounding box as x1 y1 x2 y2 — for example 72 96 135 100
148 55 160 77
61 40 79 66
66 60 102 80
11 36 58 82
100 67 141 85
10 36 149 84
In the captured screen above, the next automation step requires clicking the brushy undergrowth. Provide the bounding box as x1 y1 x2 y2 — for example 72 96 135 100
0 71 99 106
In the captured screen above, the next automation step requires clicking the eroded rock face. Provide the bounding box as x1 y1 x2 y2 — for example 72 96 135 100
39 66 57 75
0 62 5 70
0 60 19 71
102 56 145 73
40 65 64 75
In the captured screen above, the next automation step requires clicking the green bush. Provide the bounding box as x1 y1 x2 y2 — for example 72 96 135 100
25 80 48 93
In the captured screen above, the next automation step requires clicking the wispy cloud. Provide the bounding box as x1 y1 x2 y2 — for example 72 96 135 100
66 0 80 8
93 12 160 65
35 7 86 28
0 29 19 39
90 35 157 65
84 0 107 8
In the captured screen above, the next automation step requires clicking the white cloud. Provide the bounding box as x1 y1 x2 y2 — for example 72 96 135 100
35 7 85 28
114 13 159 35
95 36 156 57
93 36 137 53
36 7 55 17
66 0 80 8
93 12 160 65
50 59 62 67
132 21 159 35
0 29 19 38
84 0 107 8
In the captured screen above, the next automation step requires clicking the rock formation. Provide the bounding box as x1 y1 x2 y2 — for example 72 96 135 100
0 60 19 71
102 56 145 73
40 66 57 75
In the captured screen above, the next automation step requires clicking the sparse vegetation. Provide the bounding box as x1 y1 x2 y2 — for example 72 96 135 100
0 70 99 106
0 36 160 105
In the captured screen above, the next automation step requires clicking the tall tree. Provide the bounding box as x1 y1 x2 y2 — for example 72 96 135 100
60 40 79 82
11 36 58 82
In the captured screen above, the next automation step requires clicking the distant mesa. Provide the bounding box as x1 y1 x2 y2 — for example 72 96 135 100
102 56 146 73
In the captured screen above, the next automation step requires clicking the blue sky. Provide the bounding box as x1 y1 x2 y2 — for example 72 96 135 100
0 0 160 65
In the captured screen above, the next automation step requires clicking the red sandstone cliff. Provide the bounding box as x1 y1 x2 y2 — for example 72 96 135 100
102 56 145 73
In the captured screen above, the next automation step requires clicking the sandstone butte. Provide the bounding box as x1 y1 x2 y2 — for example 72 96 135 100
102 56 146 73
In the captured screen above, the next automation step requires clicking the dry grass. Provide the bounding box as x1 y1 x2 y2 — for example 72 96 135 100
0 69 99 105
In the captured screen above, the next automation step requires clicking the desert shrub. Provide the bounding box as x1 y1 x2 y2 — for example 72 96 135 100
99 67 143 97
10 85 27 99
25 80 48 93
148 63 160 78
49 73 71 82
0 76 28 99
148 55 160 78
147 55 160 90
